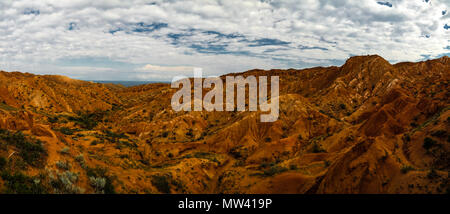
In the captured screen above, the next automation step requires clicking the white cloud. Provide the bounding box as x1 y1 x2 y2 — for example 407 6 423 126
0 0 449 80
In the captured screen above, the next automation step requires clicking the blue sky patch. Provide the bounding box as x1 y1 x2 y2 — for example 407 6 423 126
434 52 450 58
263 48 289 53
189 44 228 54
68 22 77 31
248 38 290 47
377 2 392 8
132 22 168 33
203 31 243 39
109 28 123 34
23 9 40 15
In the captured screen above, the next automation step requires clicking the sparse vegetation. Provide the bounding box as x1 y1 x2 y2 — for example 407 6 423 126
49 169 83 194
427 169 438 179
431 130 447 138
311 142 326 153
0 156 7 170
262 166 288 177
89 177 106 193
60 147 70 154
75 154 86 168
90 140 103 146
0 129 47 167
185 129 194 138
0 56 448 194
151 175 171 193
48 116 59 123
0 171 47 194
161 131 169 138
252 162 288 177
0 103 17 111
403 134 411 142
68 112 105 130
192 152 220 163
56 160 71 170
57 127 77 135
229 146 247 159
85 167 115 194
400 165 415 174
423 137 438 151
103 130 128 143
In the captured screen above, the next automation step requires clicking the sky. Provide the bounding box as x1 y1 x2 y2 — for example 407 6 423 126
0 0 449 81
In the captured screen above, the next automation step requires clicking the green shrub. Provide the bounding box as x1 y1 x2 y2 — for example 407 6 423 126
400 165 415 174
193 152 219 163
185 129 193 138
59 127 75 135
0 156 6 170
90 140 103 146
60 147 70 154
162 131 169 138
403 134 411 142
262 166 288 177
89 177 106 193
0 130 47 167
75 154 85 163
103 130 127 143
228 146 246 159
0 171 47 194
423 137 437 150
48 116 59 123
311 142 326 153
427 169 438 179
431 130 447 138
56 160 71 170
68 112 104 130
151 175 171 193
48 169 83 194
289 164 298 170
85 167 115 194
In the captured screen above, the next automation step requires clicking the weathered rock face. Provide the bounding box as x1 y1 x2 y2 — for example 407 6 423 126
0 55 448 194
31 124 56 138
0 71 121 113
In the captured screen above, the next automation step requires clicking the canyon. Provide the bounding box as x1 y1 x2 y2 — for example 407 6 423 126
0 55 448 194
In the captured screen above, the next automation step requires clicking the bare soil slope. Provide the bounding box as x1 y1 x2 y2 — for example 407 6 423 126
0 55 448 194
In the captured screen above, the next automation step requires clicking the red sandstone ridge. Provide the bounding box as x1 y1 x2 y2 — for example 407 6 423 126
0 55 448 194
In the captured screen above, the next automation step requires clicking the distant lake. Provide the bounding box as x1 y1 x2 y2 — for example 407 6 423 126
88 80 169 87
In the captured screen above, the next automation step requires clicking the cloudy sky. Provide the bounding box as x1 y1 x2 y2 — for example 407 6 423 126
0 0 449 81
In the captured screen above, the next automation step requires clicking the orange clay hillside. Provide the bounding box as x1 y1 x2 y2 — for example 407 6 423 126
0 55 448 194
